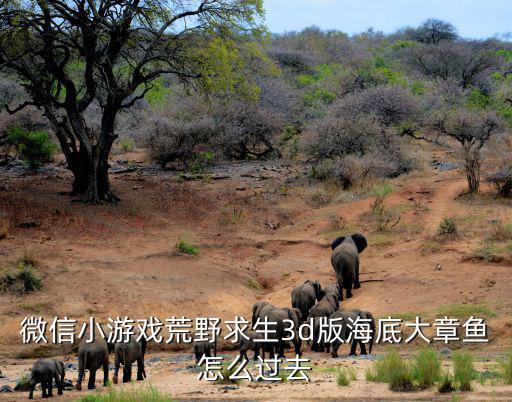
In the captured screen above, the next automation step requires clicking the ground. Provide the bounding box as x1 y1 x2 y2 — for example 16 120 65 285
1 150 512 400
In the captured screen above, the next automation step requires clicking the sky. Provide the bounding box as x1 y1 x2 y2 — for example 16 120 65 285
264 0 512 40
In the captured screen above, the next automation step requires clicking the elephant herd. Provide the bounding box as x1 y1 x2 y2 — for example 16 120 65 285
26 233 371 399
238 233 375 361
27 334 146 399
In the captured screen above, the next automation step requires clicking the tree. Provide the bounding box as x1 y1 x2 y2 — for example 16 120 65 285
0 0 264 202
411 19 457 44
406 109 502 194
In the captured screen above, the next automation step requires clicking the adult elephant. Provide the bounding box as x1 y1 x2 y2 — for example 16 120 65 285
291 280 324 321
76 336 111 391
112 335 147 384
331 234 368 300
257 306 302 358
308 284 341 352
251 301 275 327
330 309 375 358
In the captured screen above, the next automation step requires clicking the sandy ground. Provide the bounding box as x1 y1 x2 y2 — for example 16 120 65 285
1 150 512 400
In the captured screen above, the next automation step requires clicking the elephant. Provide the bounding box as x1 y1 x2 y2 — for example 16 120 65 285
330 309 375 358
76 335 111 391
193 339 217 364
251 301 275 327
239 329 264 361
331 233 368 299
258 306 302 358
28 358 65 399
112 335 147 384
291 280 324 321
308 284 341 352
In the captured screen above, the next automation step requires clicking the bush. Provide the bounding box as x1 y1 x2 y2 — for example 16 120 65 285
6 127 57 168
366 350 414 391
490 220 512 241
371 183 400 231
437 370 455 393
499 351 512 385
77 386 172 402
175 239 199 256
119 137 135 153
1 258 42 295
412 347 441 389
486 168 512 197
438 217 457 235
336 367 357 386
452 350 476 391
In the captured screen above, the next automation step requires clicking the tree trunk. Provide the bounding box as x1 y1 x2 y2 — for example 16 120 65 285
83 142 117 204
465 154 481 194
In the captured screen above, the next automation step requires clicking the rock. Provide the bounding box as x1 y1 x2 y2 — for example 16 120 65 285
0 385 14 393
62 379 74 390
440 347 452 355
221 385 239 391
436 264 442 271
64 363 78 371
147 356 162 363
18 221 39 229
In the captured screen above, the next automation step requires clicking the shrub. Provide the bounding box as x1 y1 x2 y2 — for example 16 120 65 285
438 217 457 235
247 277 261 291
6 127 57 168
336 367 357 386
119 137 135 153
499 351 512 385
452 350 476 391
490 220 512 241
412 347 441 389
371 183 400 231
1 259 42 295
486 168 512 197
366 350 414 391
77 386 172 402
175 239 199 256
437 370 455 393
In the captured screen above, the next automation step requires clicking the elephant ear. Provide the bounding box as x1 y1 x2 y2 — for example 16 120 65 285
312 281 323 301
351 233 368 253
331 236 346 250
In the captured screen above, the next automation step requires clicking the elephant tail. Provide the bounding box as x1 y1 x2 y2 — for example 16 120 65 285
140 336 147 356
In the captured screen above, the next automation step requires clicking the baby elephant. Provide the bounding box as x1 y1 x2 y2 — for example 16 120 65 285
112 336 147 384
239 330 264 361
28 358 65 399
193 339 217 364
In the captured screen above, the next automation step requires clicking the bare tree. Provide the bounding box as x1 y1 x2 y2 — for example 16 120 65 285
0 0 263 202
412 19 458 44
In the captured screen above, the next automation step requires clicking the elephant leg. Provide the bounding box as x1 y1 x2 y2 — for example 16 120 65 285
76 357 85 390
41 381 48 398
253 346 260 362
345 278 353 299
354 263 361 289
278 341 285 359
28 378 36 399
54 372 63 395
88 369 97 390
359 341 367 355
136 356 145 381
112 355 120 384
325 342 330 354
331 342 340 358
294 337 302 357
319 342 325 353
123 363 132 383
103 360 109 386
47 378 53 397
349 339 358 356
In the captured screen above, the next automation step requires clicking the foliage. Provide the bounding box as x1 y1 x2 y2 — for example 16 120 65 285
1 258 42 295
438 217 457 235
175 239 199 256
412 347 441 389
77 386 172 402
437 370 455 393
119 138 135 153
371 183 400 231
486 168 512 198
452 350 477 391
365 350 414 391
490 220 512 241
499 351 512 385
336 367 357 386
6 127 57 168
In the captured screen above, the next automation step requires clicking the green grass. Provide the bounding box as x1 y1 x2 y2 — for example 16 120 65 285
175 239 199 256
436 303 497 319
438 217 457 235
366 350 414 391
412 347 441 389
77 386 172 402
421 240 441 255
499 351 512 384
119 137 135 153
437 370 455 393
1 259 42 295
336 367 357 386
489 220 512 241
247 277 261 291
473 242 512 260
452 350 477 391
